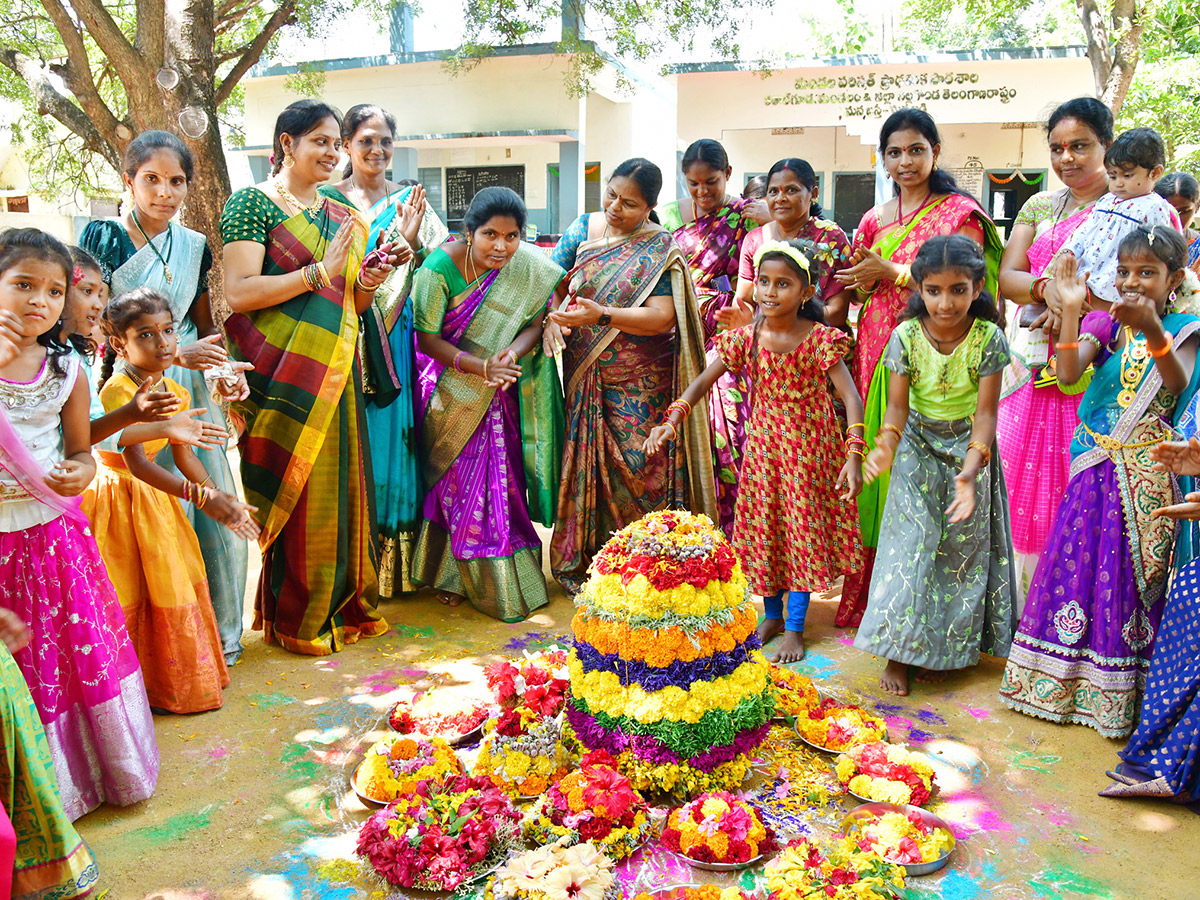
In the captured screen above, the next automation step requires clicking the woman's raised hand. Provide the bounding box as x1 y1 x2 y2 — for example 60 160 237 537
322 221 355 280
163 409 229 449
714 298 754 331
835 246 891 292
484 349 521 388
177 334 228 370
398 186 427 247
549 296 604 328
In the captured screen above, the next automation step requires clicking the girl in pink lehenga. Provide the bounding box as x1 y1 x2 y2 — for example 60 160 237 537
0 228 157 821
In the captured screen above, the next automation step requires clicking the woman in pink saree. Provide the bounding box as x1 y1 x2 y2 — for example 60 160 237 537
996 97 1114 606
834 109 1003 628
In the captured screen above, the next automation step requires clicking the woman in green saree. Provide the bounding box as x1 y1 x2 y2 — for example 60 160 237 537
411 187 565 620
546 158 719 593
319 104 447 598
221 100 403 656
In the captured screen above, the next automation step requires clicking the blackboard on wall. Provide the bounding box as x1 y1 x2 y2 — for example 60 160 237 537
445 166 526 224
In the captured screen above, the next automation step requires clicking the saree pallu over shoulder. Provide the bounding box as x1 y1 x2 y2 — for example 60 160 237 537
560 225 719 521
225 197 368 548
416 243 565 514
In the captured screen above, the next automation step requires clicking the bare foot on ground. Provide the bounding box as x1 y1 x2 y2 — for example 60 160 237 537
771 630 806 663
437 592 464 607
880 660 910 696
757 616 784 647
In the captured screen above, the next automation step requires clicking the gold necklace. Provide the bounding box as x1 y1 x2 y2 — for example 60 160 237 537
271 176 321 215
1118 326 1151 408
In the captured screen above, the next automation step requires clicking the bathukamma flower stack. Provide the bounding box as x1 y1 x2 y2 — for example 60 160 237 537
566 510 772 800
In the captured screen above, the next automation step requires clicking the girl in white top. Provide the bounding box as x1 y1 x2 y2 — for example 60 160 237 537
0 227 158 820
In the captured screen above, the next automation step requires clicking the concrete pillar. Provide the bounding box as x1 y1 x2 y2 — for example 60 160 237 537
390 3 414 54
558 139 582 232
392 147 418 181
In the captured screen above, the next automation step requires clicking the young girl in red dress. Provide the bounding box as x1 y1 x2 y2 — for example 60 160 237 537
645 238 865 661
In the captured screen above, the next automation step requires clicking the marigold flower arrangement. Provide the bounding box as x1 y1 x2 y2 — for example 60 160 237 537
661 790 779 864
474 714 578 797
387 697 490 739
767 664 820 718
485 843 619 900
834 742 935 806
764 838 906 900
632 888 755 900
353 734 464 803
843 810 954 865
520 751 653 860
355 774 520 892
569 511 771 802
796 698 887 752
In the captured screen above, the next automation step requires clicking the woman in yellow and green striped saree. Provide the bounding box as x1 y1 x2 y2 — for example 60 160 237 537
221 100 402 655
412 187 565 621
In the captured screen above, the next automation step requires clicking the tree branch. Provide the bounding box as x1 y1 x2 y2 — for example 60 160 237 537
37 0 125 143
64 0 143 86
0 47 120 169
1075 0 1113 98
214 0 295 106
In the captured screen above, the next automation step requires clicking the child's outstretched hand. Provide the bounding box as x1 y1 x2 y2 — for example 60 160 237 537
837 457 863 501
164 409 229 449
863 445 894 484
203 490 260 541
946 470 977 523
1110 291 1163 336
1150 436 1200 476
642 423 675 456
1053 253 1090 317
1154 489 1200 520
131 377 181 422
45 457 93 496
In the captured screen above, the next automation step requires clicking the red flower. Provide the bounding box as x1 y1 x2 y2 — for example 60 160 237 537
728 839 752 862
689 845 717 863
495 709 525 737
578 816 612 841
829 868 858 885
661 827 682 850
581 749 618 769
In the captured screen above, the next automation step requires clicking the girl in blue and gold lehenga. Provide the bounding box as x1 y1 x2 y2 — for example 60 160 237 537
319 104 446 597
81 130 250 665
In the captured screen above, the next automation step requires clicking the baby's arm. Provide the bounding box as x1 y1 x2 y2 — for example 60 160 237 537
643 357 727 456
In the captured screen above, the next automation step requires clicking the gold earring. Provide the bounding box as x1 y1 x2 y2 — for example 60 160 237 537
283 153 295 169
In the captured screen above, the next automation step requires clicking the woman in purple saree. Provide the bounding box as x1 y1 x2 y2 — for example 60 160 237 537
412 187 565 621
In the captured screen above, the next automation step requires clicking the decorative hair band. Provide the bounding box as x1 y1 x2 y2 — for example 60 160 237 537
754 239 811 274
71 264 85 286
1147 228 1157 246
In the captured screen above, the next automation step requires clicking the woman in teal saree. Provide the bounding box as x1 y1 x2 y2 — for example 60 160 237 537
412 187 564 621
320 104 448 597
81 129 249 665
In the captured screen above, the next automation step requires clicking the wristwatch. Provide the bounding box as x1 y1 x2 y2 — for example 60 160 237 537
597 308 612 327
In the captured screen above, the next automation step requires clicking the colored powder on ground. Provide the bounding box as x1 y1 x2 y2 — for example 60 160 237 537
247 692 297 707
128 807 214 846
1030 863 1114 899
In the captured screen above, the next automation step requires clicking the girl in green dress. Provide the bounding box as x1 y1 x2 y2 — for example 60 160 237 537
856 235 1018 696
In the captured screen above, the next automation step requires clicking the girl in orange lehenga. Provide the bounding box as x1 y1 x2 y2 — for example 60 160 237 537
83 288 259 713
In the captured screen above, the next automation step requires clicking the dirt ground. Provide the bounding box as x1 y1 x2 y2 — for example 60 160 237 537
74 538 1198 900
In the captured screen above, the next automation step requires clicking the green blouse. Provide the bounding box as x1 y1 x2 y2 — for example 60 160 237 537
219 187 291 246
411 248 483 335
884 317 1010 420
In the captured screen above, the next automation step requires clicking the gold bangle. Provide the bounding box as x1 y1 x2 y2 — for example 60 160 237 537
316 261 331 288
355 272 377 292
877 423 903 440
483 358 490 382
895 266 912 288
967 440 992 465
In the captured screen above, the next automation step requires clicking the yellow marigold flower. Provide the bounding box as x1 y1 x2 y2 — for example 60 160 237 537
835 756 858 783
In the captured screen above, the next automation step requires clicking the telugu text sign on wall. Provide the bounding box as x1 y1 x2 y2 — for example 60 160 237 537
765 71 1017 119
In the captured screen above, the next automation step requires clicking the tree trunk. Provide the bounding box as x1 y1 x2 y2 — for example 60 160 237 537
1075 0 1147 117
